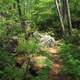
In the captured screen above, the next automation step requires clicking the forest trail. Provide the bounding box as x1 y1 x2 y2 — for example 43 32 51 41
48 47 66 80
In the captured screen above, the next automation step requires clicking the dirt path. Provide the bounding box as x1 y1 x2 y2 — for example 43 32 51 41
48 47 72 80
48 47 63 80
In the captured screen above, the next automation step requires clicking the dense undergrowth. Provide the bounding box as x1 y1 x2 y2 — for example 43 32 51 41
0 0 80 80
0 25 53 80
59 30 80 79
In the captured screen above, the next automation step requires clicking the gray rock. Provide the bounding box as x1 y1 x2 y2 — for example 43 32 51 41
33 31 56 48
39 34 56 48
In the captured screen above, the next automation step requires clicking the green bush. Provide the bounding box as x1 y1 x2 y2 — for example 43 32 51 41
32 67 49 80
60 41 80 79
17 37 38 54
64 29 80 45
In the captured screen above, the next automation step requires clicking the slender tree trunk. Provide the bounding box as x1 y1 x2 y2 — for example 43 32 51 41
16 0 26 33
62 0 72 34
16 0 22 18
55 0 65 37
62 0 67 20
66 0 72 33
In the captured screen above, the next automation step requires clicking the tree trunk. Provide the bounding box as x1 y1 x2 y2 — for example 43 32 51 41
55 0 65 37
16 0 22 18
62 0 72 34
66 0 72 33
16 0 26 33
62 0 67 20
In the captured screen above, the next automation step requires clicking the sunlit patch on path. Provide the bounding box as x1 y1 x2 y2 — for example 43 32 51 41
48 47 63 80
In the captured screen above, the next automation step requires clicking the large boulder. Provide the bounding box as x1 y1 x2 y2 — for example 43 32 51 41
33 31 56 48
39 34 56 48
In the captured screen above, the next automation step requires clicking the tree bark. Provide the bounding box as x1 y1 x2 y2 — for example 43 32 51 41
62 0 67 20
62 0 72 34
55 0 65 37
66 0 72 32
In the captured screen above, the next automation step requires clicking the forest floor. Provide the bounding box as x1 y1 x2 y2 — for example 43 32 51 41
48 47 72 80
48 47 63 80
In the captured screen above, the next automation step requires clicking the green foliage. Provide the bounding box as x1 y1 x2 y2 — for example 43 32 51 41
0 22 6 39
0 50 22 80
60 39 80 79
32 67 49 80
0 51 15 65
30 0 57 32
2 66 24 80
17 37 38 54
0 0 80 80
65 29 80 45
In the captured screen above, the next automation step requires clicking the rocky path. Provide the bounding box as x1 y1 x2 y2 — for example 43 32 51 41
48 47 72 80
48 47 63 80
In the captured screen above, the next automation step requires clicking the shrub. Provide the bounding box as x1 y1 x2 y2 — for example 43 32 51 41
59 41 80 79
17 37 38 54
